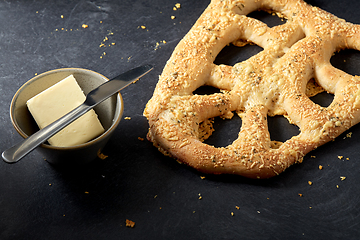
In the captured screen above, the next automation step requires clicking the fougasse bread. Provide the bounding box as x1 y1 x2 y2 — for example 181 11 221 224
144 0 360 179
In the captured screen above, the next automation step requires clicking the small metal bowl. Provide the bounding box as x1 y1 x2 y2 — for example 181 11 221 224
10 68 123 166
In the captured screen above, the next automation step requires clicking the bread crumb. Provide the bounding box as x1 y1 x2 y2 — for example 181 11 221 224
311 155 316 158
308 181 312 186
319 165 323 170
173 7 177 11
60 15 64 18
97 151 108 160
298 193 303 197
84 191 89 194
338 155 343 160
124 117 131 120
175 3 181 9
340 176 346 181
336 185 339 188
231 212 234 216
82 24 88 29
200 176 205 179
138 137 144 141
126 219 135 228
198 193 202 200
235 206 240 210
140 25 146 29
171 16 176 19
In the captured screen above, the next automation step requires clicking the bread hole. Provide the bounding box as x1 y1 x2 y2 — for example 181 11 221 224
214 43 263 66
247 9 286 28
268 115 299 147
305 78 333 107
310 91 334 108
202 113 242 148
330 48 360 76
193 85 221 95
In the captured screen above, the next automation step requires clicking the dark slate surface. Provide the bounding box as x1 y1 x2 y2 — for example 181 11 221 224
1 0 360 239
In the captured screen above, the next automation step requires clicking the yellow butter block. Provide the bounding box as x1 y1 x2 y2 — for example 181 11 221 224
26 75 105 147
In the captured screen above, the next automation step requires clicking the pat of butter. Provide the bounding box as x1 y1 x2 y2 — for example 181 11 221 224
26 75 105 147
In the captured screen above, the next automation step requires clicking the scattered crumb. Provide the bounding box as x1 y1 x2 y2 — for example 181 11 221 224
175 3 181 9
84 191 89 194
309 206 312 209
318 165 323 170
97 151 108 160
154 195 157 198
338 155 343 160
257 211 260 214
200 176 205 179
310 155 316 158
82 24 88 29
154 40 167 50
336 185 339 188
308 181 313 186
173 7 177 11
140 25 146 29
346 157 350 160
198 193 202 200
171 16 176 19
60 15 64 18
126 219 135 228
298 193 303 197
340 176 346 181
346 132 352 138
231 212 234 216
49 183 52 186
235 206 240 210
138 137 144 141
124 117 131 120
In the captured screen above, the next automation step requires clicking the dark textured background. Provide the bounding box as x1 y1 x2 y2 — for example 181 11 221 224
1 0 360 239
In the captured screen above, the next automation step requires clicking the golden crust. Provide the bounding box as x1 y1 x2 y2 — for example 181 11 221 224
144 0 360 179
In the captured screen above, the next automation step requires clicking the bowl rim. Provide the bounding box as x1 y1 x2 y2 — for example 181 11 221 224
10 67 124 150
